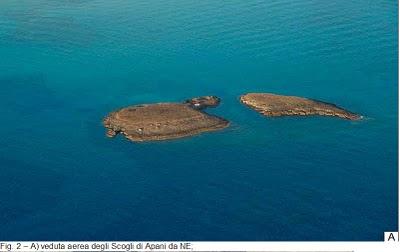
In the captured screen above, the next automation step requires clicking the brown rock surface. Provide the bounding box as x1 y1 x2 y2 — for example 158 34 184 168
103 98 229 142
240 93 361 120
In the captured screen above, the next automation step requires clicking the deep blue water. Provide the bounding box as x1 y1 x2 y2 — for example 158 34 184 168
0 0 398 241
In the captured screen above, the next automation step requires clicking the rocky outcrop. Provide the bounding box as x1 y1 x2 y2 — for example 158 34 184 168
103 96 229 142
240 93 361 120
184 96 221 110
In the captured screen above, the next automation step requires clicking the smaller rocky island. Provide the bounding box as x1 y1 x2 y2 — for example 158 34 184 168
103 96 229 142
185 95 221 109
240 93 361 120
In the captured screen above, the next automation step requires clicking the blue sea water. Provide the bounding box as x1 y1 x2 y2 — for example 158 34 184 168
0 0 398 241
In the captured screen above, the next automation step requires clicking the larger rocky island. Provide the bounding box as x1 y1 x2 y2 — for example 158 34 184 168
103 96 229 142
240 93 361 120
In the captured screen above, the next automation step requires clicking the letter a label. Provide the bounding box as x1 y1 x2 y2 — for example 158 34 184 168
384 232 399 242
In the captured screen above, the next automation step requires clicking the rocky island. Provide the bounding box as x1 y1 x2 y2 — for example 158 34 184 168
240 93 361 120
103 96 229 142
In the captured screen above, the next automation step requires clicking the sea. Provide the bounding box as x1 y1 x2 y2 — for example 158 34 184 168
0 0 398 241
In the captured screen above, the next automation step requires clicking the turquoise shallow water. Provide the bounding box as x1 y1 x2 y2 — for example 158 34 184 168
0 0 398 241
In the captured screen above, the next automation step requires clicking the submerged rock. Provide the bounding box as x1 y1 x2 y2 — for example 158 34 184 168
240 93 361 120
103 96 229 142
